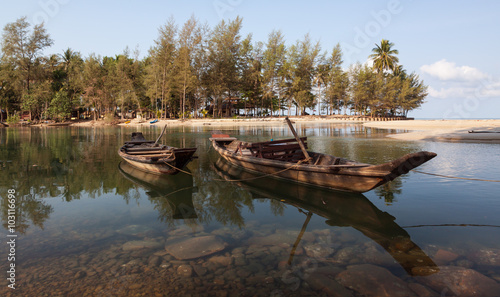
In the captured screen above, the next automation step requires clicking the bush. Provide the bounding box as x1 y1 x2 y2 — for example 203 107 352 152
6 114 20 124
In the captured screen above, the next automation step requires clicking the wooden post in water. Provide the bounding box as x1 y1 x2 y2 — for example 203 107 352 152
285 117 311 163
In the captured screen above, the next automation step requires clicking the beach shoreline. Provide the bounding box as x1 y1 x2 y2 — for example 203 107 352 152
21 117 500 143
364 119 500 143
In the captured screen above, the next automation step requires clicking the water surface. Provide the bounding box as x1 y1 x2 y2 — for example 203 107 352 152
1 123 499 296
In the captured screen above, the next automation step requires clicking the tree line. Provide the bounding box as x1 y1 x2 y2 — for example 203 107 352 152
0 16 427 123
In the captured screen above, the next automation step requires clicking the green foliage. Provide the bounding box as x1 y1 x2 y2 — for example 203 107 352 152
1 18 427 120
48 90 72 121
369 39 399 73
6 113 20 124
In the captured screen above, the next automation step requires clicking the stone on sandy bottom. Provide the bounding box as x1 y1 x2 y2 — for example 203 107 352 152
122 240 162 251
208 255 233 266
303 243 335 259
177 264 193 277
305 266 352 297
433 249 459 265
416 266 500 297
247 233 297 246
467 248 500 266
165 235 227 260
116 225 152 236
336 264 417 297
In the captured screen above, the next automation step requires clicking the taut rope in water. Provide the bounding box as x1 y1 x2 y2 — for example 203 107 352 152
412 170 500 183
403 223 500 228
212 159 306 182
164 159 306 182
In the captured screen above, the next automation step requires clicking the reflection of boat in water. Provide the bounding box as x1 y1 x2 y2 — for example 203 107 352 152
118 161 197 220
214 158 439 276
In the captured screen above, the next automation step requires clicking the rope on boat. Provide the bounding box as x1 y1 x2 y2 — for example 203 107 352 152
163 161 195 176
163 158 305 182
403 223 500 229
412 170 500 183
212 160 306 182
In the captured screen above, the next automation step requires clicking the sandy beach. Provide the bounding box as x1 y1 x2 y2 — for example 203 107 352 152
364 119 500 143
48 117 500 144
71 116 359 128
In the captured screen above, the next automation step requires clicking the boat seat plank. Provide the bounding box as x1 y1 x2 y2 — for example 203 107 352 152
242 137 307 148
125 146 165 151
126 151 171 155
124 140 156 144
138 153 173 158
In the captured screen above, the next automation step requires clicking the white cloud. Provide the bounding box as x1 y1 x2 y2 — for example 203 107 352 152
420 60 500 100
420 59 489 81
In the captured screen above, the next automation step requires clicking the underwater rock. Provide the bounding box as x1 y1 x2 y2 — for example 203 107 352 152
303 243 335 259
416 266 500 297
116 224 152 236
467 248 500 266
433 249 459 265
177 264 193 277
165 235 227 260
336 264 417 297
122 240 162 251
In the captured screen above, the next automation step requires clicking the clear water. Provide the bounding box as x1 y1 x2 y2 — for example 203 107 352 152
1 123 499 296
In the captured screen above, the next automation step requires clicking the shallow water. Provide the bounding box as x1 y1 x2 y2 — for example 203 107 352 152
1 123 500 296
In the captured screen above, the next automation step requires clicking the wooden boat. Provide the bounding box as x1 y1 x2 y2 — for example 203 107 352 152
213 158 438 276
118 131 197 175
209 118 437 193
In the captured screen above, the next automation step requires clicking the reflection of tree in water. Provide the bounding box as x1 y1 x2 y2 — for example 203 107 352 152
0 194 53 234
374 178 403 205
0 127 138 233
190 146 254 229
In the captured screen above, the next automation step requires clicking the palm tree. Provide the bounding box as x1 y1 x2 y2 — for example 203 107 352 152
369 39 399 73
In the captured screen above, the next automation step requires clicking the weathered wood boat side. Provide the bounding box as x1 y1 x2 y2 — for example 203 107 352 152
119 132 197 175
210 135 436 193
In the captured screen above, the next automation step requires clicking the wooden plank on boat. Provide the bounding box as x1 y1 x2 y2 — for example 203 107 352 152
125 147 166 152
124 140 156 144
139 153 173 158
243 137 307 147
212 134 231 138
126 150 171 155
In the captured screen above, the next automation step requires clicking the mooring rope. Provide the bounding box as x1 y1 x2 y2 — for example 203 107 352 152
412 170 500 183
164 158 305 182
403 223 500 229
163 161 195 176
212 159 306 182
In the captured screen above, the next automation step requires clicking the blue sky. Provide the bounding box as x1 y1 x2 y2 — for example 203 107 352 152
1 0 499 118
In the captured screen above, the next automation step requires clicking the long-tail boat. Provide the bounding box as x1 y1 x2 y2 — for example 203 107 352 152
209 117 436 193
119 126 197 175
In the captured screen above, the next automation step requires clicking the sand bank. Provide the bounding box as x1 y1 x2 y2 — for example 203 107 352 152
71 116 364 128
364 120 500 143
58 117 500 144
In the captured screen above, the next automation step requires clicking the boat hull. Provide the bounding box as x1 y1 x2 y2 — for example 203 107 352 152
118 147 197 175
211 138 436 193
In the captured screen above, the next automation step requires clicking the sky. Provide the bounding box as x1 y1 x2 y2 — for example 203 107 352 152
1 0 499 119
